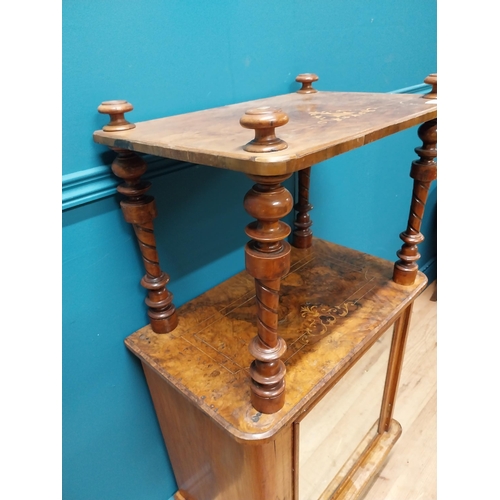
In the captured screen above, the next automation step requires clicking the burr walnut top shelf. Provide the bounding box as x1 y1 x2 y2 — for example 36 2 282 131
124 239 427 443
93 92 437 176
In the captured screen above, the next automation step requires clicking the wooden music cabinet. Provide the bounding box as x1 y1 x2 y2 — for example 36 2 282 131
93 73 437 500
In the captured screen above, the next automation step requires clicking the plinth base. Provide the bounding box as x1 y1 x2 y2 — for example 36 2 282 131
319 419 402 500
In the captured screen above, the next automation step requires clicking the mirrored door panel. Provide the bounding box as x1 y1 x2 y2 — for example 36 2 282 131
298 328 392 500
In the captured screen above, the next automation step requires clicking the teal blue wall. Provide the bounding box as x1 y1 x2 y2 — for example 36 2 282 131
63 1 437 498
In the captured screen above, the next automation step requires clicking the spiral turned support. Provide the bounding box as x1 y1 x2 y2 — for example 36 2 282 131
292 167 314 248
110 148 178 332
393 118 437 285
244 174 293 413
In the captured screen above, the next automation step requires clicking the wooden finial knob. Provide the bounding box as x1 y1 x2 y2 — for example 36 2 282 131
240 106 289 153
423 73 437 99
296 73 319 94
97 100 136 132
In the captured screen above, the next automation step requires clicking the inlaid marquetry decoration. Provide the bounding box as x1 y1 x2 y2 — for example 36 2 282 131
125 239 428 442
92 76 438 500
308 107 376 125
93 91 437 176
300 301 359 345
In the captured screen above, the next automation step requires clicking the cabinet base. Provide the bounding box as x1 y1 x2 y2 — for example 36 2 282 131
171 419 401 500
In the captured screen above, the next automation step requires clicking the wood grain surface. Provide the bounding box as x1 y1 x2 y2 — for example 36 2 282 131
94 92 437 176
143 363 293 500
125 239 427 443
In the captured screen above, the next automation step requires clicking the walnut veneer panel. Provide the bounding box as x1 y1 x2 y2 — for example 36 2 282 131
94 92 437 175
124 239 427 442
143 364 293 500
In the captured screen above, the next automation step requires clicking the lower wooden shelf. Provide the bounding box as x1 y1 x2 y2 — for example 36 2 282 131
125 238 427 499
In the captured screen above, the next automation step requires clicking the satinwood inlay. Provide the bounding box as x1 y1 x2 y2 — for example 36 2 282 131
125 239 427 441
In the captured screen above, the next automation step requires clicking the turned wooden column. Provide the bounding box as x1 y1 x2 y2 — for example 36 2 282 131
293 167 313 248
239 107 292 413
291 74 317 249
393 75 437 285
244 174 293 414
98 101 178 333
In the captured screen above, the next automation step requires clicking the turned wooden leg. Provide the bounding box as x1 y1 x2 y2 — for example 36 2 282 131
244 174 293 414
97 100 178 333
292 167 313 248
393 119 437 285
393 75 437 285
110 148 178 333
378 304 413 433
